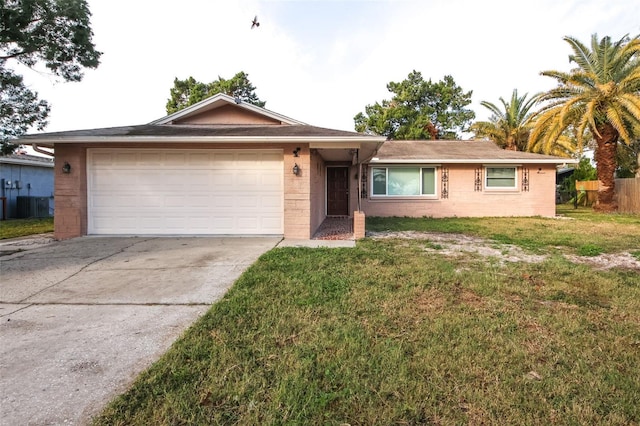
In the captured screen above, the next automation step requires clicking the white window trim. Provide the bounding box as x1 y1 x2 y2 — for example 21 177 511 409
484 165 519 191
370 165 439 198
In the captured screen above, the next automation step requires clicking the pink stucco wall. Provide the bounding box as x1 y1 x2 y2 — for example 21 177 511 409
361 164 558 218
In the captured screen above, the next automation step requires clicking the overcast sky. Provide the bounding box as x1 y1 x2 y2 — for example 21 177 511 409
16 0 640 136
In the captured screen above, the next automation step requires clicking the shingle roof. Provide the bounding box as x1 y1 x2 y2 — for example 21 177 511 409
373 140 574 164
20 124 382 143
0 153 54 167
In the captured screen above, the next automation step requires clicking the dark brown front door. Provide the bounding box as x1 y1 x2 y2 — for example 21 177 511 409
327 167 349 216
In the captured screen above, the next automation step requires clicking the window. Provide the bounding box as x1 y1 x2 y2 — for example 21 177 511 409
485 167 517 189
371 167 436 196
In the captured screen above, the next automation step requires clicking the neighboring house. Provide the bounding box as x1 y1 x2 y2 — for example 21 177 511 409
20 94 572 240
0 153 55 220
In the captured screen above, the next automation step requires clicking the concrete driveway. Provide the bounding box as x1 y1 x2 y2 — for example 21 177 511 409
0 236 279 425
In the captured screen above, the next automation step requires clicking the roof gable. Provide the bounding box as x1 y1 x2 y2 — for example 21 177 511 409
173 104 282 125
150 93 306 126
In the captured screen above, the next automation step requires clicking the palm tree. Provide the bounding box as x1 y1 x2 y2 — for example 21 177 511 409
529 34 640 212
471 89 539 151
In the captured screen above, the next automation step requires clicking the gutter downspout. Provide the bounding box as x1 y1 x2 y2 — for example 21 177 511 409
32 144 55 157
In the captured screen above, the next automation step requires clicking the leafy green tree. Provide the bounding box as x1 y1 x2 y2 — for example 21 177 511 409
561 156 598 207
564 156 598 190
354 71 475 140
471 89 540 151
166 72 265 114
616 139 640 178
0 67 50 154
0 0 101 154
529 34 640 212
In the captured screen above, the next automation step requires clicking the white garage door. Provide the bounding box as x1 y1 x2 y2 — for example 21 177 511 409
87 149 283 235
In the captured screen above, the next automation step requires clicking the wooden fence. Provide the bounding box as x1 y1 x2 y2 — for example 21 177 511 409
574 180 598 206
616 178 640 214
575 178 640 213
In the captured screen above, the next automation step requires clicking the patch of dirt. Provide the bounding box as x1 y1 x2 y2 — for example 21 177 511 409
565 252 640 271
368 231 546 265
367 231 640 271
413 287 447 314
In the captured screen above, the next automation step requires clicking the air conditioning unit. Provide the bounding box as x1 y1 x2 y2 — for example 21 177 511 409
16 196 50 218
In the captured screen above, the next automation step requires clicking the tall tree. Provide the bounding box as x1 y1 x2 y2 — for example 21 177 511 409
354 71 475 140
166 72 265 114
471 89 540 151
529 34 640 212
0 0 101 154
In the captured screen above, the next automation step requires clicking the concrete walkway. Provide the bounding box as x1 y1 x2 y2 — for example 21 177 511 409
0 236 279 425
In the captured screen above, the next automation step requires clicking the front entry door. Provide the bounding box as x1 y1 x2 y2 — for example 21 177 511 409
327 167 349 216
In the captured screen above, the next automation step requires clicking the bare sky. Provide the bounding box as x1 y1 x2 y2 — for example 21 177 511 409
16 0 640 136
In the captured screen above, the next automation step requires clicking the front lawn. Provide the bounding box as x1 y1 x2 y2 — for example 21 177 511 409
95 211 640 425
0 217 54 239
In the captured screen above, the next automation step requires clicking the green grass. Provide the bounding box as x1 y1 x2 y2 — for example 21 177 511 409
94 211 640 425
0 217 54 239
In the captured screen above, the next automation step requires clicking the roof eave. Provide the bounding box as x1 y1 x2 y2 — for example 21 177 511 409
370 158 577 164
0 157 55 167
25 135 386 147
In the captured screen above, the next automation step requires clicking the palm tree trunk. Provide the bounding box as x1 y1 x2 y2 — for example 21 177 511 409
593 123 619 212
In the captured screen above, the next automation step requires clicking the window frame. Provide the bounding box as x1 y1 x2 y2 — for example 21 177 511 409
370 165 438 198
484 165 518 190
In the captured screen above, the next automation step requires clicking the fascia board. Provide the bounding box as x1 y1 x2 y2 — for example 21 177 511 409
370 158 578 164
25 136 386 146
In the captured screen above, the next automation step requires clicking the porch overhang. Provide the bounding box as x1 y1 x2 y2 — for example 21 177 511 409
311 140 384 163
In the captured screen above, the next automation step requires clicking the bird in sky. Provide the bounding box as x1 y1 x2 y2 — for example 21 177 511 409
251 16 260 29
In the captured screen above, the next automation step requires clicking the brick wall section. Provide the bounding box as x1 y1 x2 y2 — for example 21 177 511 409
54 144 87 239
52 142 313 239
353 210 365 239
362 164 558 218
284 145 312 239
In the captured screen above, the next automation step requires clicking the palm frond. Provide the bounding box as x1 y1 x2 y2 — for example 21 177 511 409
618 93 640 122
565 35 598 76
606 104 631 143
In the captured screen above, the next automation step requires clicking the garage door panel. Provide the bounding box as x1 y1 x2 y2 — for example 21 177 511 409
261 171 283 187
261 216 284 231
236 195 258 208
212 196 234 208
137 152 163 164
261 195 284 209
237 173 259 186
88 149 283 235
